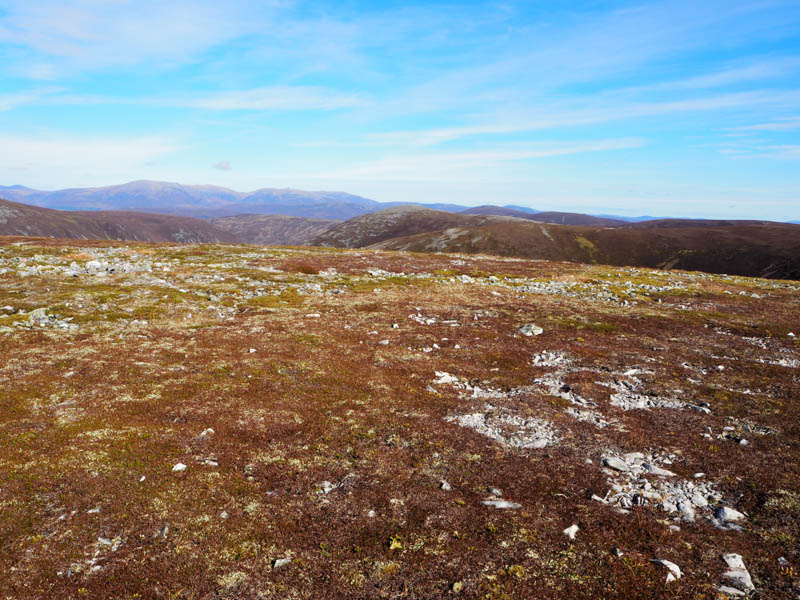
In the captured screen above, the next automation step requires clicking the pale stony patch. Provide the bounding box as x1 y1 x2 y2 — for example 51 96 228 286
595 451 725 521
600 375 685 411
446 405 559 449
531 350 615 428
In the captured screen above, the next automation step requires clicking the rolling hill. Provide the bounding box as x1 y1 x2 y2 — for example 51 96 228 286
313 206 800 279
462 206 625 227
0 198 241 244
210 214 340 245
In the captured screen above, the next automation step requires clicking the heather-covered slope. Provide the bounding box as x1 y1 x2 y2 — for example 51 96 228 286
315 207 800 280
462 205 625 227
0 198 241 243
210 214 340 245
1 238 798 598
313 205 500 248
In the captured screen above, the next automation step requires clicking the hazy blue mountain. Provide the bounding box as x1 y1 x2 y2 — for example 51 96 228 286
0 181 472 220
502 204 540 214
593 214 663 222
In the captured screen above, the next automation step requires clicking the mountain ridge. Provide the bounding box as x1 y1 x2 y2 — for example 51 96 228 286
0 198 241 244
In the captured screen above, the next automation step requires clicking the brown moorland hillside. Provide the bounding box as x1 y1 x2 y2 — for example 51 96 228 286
0 236 798 598
315 207 800 280
0 198 242 243
462 205 626 227
210 214 340 245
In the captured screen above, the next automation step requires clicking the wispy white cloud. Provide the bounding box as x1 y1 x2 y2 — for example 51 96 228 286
619 58 800 93
0 133 182 172
316 138 645 180
43 86 364 111
763 145 800 159
0 87 61 110
367 90 800 147
719 142 800 159
0 0 267 75
213 160 232 171
178 86 364 111
727 116 800 131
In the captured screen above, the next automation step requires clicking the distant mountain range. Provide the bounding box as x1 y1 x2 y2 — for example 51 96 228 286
0 181 379 220
3 181 800 279
313 206 800 280
0 198 240 244
0 180 667 223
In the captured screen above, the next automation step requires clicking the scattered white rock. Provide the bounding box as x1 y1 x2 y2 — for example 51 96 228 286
598 451 723 519
220 511 229 519
440 480 452 491
433 371 459 385
519 323 544 336
652 559 682 583
716 506 746 522
677 500 696 521
721 553 755 593
199 428 215 437
320 480 338 494
482 499 521 509
604 376 685 411
718 585 746 597
273 557 292 569
532 350 571 367
643 463 676 477
563 524 579 540
603 456 630 472
305 313 321 318
446 406 559 449
487 487 503 497
172 463 187 472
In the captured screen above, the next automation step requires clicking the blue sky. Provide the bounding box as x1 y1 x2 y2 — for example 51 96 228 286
0 0 799 219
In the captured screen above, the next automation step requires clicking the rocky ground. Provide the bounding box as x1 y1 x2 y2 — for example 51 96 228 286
1 235 798 599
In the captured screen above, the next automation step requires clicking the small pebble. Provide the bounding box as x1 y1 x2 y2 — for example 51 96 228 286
482 499 520 509
563 524 579 540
